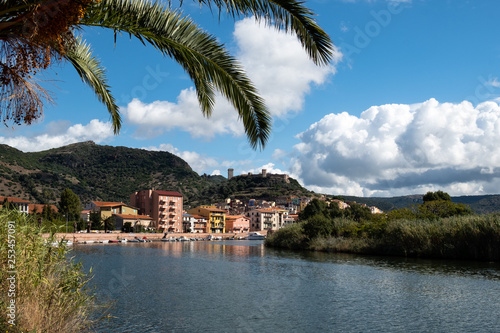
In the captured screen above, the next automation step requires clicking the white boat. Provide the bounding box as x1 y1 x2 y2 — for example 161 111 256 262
245 232 266 240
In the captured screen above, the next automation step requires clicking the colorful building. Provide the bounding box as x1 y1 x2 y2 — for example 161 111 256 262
187 206 225 233
225 215 250 233
114 214 153 231
246 208 287 231
191 215 208 233
130 190 183 232
0 196 30 214
86 201 139 220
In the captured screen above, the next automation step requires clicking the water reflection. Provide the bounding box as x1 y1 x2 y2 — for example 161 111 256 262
73 241 500 333
264 246 500 281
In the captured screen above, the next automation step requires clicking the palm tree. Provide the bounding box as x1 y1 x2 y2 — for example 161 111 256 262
0 0 333 149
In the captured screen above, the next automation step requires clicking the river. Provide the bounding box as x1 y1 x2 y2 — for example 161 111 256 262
72 240 500 332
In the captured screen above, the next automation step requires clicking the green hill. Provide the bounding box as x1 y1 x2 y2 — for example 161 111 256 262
341 194 500 214
2 141 500 213
0 141 311 208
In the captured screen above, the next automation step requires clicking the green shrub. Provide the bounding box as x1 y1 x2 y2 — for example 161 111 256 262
265 223 307 250
0 210 95 332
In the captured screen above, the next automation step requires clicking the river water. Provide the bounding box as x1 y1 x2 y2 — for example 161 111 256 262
73 240 500 332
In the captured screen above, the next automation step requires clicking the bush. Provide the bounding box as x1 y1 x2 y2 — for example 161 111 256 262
265 222 307 250
0 210 95 332
303 214 333 239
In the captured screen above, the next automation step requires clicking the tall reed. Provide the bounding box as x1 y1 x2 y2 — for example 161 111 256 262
0 210 95 332
267 214 500 261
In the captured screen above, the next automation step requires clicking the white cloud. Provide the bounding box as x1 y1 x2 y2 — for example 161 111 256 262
291 99 500 196
242 163 288 176
124 92 243 140
234 18 341 118
123 18 340 140
486 77 500 88
0 120 114 152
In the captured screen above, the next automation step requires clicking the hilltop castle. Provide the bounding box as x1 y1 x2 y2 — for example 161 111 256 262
228 168 289 183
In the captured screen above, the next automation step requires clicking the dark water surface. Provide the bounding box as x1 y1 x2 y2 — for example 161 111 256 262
73 240 500 332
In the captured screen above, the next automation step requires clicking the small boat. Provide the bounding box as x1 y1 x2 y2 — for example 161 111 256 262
127 238 139 243
245 232 266 240
108 240 120 243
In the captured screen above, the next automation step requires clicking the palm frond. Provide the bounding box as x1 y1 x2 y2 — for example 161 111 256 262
63 37 121 134
193 0 334 65
82 0 271 149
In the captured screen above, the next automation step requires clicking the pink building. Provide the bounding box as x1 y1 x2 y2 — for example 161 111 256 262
130 190 183 232
225 215 250 233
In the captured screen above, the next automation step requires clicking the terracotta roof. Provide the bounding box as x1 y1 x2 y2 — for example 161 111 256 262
201 207 225 213
92 201 127 207
0 196 30 204
29 204 58 214
225 215 247 220
113 214 152 220
255 208 286 213
154 190 183 197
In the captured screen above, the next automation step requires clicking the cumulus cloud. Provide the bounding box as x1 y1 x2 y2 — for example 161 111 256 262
234 18 341 118
291 99 500 196
0 120 114 152
242 163 289 176
123 18 340 139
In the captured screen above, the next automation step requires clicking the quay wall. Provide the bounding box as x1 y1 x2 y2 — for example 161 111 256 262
42 231 268 243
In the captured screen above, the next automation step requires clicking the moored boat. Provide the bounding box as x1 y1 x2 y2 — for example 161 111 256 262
245 232 266 240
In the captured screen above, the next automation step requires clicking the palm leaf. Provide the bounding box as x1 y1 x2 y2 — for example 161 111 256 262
193 0 334 65
63 37 121 134
82 0 271 149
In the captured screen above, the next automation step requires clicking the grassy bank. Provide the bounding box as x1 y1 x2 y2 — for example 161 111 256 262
0 210 95 332
266 214 500 261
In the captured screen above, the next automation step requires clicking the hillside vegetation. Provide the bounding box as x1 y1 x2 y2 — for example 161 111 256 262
0 141 311 207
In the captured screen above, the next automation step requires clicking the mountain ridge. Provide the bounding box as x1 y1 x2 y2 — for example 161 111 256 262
1 141 500 213
0 141 312 208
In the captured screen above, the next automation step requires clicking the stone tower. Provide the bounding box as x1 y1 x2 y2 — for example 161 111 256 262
228 168 234 180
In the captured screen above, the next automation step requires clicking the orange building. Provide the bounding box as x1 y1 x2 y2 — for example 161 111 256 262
130 190 183 232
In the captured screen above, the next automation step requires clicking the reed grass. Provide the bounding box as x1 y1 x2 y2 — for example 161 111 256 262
0 210 95 332
266 214 500 261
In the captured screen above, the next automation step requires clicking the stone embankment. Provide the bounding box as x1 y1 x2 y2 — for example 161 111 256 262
43 230 268 243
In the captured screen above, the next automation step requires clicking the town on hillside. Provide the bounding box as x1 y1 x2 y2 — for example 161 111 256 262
1 170 384 234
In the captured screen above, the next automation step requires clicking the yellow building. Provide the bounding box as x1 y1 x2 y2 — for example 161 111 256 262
87 201 139 220
187 206 226 233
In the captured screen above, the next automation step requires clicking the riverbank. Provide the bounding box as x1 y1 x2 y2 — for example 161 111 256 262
265 214 500 261
1 211 93 332
43 231 268 243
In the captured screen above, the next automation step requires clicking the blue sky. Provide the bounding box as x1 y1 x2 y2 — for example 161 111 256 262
2 0 500 197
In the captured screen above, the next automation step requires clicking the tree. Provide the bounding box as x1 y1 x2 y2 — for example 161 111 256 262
89 210 101 230
103 216 115 232
423 190 452 203
418 201 473 219
59 188 81 221
344 203 372 222
0 0 334 149
302 214 333 239
299 198 329 221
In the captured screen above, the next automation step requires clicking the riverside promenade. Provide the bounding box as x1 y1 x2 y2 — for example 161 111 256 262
42 230 268 243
